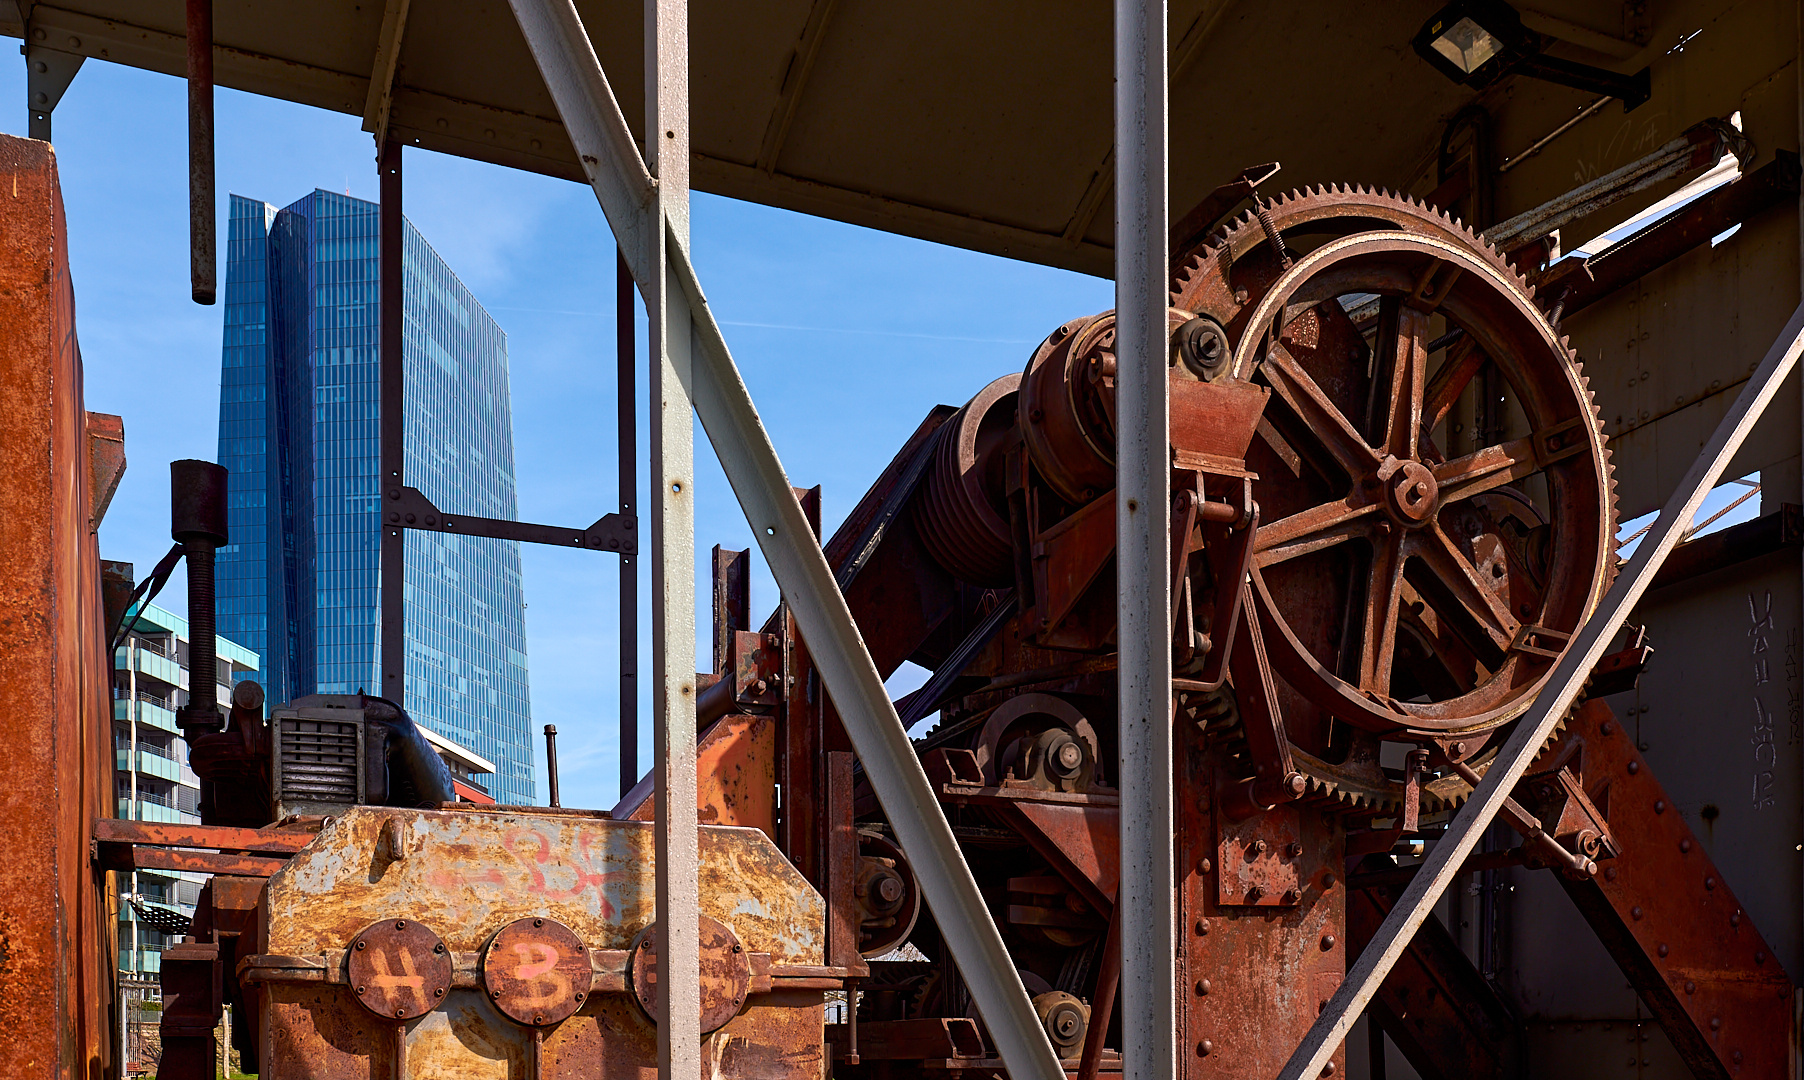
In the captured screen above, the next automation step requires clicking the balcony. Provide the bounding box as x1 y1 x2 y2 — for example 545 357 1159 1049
117 747 184 784
116 645 182 690
117 797 184 824
113 696 179 734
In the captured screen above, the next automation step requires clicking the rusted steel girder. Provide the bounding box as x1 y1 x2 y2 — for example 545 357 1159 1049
0 134 120 1080
1556 700 1795 1078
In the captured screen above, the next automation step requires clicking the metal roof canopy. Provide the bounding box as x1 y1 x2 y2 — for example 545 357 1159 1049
1 1 1670 277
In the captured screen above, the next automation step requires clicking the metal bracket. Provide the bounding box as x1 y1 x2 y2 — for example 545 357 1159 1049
386 486 635 554
25 43 83 140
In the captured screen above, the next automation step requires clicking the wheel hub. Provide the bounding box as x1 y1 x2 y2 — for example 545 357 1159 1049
1378 456 1439 527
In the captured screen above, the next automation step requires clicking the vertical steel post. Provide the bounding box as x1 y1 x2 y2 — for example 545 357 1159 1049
185 0 215 305
618 248 639 799
1113 1 1173 1078
544 724 561 807
379 138 407 707
646 0 701 1075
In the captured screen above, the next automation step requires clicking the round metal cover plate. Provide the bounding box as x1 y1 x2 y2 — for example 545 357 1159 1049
630 914 751 1034
482 917 594 1026
346 918 452 1020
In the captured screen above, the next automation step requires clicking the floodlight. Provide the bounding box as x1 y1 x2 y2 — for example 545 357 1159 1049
1414 0 1651 110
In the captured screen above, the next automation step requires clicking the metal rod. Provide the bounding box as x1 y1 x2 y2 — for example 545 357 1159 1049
618 247 639 800
379 138 407 706
1114 0 1174 1077
544 724 561 807
505 6 1060 1076
185 0 215 305
1498 95 1610 174
646 0 701 1076
1276 299 1804 1080
1076 900 1122 1080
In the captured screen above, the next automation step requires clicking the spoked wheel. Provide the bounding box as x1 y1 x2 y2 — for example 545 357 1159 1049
1178 211 1613 742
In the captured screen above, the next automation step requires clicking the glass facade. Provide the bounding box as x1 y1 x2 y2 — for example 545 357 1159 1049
218 191 535 804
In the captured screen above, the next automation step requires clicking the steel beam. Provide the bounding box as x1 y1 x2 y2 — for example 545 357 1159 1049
646 0 701 1075
1114 1 1174 1078
618 248 640 798
506 5 1061 1077
378 137 406 706
1277 299 1804 1080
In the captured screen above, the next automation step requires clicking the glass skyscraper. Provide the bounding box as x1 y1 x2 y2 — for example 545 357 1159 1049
217 190 534 804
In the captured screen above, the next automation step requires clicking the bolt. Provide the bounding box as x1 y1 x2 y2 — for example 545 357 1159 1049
1286 842 1304 858
1248 885 1265 901
732 943 743 953
1252 839 1268 855
1452 741 1467 757
434 987 444 997
534 918 544 928
356 941 367 951
1283 888 1301 904
396 1008 406 1018
396 921 406 930
575 993 584 1001
357 985 367 995
535 1013 545 1024
1196 979 1211 995
434 943 445 953
491 990 502 999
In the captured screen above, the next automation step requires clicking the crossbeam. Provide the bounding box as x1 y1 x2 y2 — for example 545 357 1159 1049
1277 299 1804 1080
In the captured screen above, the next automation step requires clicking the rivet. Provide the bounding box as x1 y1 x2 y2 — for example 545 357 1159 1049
1680 839 1691 853
1685 981 1696 995
1194 919 1211 935
491 989 502 998
1321 934 1336 950
1632 907 1644 920
1655 800 1665 813
434 943 445 954
1321 1066 1337 1077
535 1013 545 1024
1706 876 1717 890
434 987 444 997
1601 722 1614 735
1322 873 1337 889
1732 910 1742 927
1735 1051 1744 1062
1195 979 1211 996
1197 857 1213 874
356 940 367 950
357 985 367 994
575 992 585 1001
1711 1017 1720 1030
1756 951 1767 965
1627 761 1640 774
1604 866 1618 881
395 921 406 930
534 918 544 928
395 1008 405 1018
1197 1039 1214 1057
1658 944 1669 957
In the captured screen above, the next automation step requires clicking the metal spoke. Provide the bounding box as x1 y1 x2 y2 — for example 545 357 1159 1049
1421 335 1485 438
1253 497 1379 567
1412 523 1520 653
1376 298 1430 460
1432 435 1539 504
1357 528 1407 694
1261 342 1383 480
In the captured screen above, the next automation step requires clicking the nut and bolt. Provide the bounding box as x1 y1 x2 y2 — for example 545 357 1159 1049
1247 885 1266 901
1286 842 1304 858
1251 839 1268 855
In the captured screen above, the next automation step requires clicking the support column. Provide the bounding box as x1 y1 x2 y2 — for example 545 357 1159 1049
646 0 701 1075
618 249 639 799
379 138 406 707
1114 0 1174 1078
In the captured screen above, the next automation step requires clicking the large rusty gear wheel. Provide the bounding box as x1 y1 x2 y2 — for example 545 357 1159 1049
1173 188 1616 803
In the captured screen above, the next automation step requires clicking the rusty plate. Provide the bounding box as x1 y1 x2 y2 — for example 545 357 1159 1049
482 916 595 1026
346 918 452 1020
630 914 751 1034
1215 802 1303 907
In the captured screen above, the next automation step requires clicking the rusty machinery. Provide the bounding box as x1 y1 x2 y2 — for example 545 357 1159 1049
88 163 1804 1079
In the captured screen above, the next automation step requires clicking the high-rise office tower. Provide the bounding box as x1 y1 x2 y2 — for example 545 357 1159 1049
216 190 535 805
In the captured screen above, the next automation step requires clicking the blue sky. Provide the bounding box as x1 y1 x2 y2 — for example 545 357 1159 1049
4 58 1111 810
